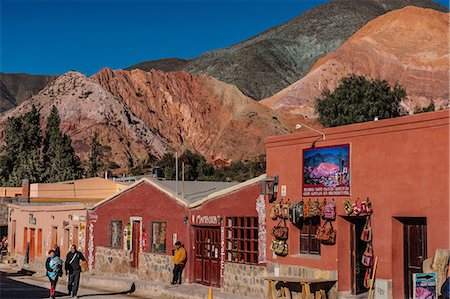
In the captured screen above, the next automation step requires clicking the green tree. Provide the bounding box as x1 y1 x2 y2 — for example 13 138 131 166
87 131 103 178
316 74 406 127
42 106 83 182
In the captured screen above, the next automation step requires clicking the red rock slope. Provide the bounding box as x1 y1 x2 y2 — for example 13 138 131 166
92 68 290 162
262 6 449 118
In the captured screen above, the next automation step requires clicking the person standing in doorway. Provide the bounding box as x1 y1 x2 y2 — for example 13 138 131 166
46 249 63 299
171 241 187 285
65 244 86 298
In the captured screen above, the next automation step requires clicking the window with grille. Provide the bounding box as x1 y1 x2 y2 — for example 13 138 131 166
226 217 258 265
110 220 122 248
151 221 167 254
299 217 321 255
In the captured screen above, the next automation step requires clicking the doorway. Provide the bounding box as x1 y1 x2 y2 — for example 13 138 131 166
403 218 427 299
29 228 35 261
194 227 220 287
23 227 28 254
37 229 43 257
131 220 141 268
11 220 16 251
51 226 58 251
349 217 368 295
73 226 79 248
63 228 70 256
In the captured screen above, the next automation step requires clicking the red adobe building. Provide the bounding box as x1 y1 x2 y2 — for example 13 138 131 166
264 110 449 298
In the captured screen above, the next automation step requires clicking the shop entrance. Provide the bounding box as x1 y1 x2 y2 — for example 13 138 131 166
403 218 427 299
194 227 220 287
349 217 367 295
131 220 141 268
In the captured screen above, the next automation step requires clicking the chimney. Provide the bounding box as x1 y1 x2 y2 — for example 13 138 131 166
21 179 30 200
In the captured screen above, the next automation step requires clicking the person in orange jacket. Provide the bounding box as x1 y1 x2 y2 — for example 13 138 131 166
171 241 187 285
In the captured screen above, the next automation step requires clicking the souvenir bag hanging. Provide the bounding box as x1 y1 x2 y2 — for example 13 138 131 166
303 199 311 218
352 198 362 215
269 204 278 220
319 198 327 217
362 243 374 266
316 221 337 245
270 239 288 257
363 268 372 289
344 199 353 215
280 199 290 220
323 199 336 221
288 202 295 222
271 220 289 241
360 216 372 242
309 199 320 217
361 197 373 216
293 200 304 224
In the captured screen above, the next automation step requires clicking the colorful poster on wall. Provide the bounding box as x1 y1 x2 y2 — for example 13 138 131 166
303 144 350 196
151 221 166 253
413 273 437 299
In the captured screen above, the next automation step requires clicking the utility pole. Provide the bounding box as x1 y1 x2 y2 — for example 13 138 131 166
175 152 179 195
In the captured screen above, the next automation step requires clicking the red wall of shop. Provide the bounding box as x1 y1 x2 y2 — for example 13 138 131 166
265 110 449 298
87 182 189 276
187 183 261 285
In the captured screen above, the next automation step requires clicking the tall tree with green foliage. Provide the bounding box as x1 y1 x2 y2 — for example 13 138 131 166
316 74 406 127
87 131 104 178
42 106 83 182
2 106 44 186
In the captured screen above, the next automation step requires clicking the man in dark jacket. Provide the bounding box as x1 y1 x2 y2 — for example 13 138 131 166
65 245 86 298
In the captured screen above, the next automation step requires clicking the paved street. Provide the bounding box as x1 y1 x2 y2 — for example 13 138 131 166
0 270 141 299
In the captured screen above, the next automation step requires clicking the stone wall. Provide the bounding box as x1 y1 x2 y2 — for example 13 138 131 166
94 246 173 283
94 246 136 278
138 252 173 282
223 262 267 298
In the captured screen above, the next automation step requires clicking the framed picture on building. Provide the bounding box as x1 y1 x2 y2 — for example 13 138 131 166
303 144 351 196
151 221 166 254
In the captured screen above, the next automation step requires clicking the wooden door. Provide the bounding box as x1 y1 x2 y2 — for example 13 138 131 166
73 226 79 248
194 227 220 287
23 227 28 254
11 220 16 251
51 226 58 251
63 228 70 256
131 221 141 268
350 217 367 295
404 219 427 299
37 229 43 257
29 228 35 261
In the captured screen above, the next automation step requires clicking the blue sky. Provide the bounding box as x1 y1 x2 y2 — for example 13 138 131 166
1 0 448 76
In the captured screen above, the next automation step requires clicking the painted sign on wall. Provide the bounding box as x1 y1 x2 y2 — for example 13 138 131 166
413 273 437 299
191 215 220 226
303 144 350 196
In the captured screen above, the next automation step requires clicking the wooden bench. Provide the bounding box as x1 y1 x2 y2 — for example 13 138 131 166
263 276 336 299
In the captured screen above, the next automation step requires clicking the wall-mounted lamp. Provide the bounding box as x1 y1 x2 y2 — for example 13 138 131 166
182 216 189 224
260 176 279 202
295 123 326 148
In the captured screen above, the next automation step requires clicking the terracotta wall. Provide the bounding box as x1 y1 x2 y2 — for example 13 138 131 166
265 110 449 298
8 203 88 260
0 187 22 198
87 182 189 279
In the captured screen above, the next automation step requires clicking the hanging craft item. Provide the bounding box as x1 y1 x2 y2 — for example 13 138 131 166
344 199 353 215
271 220 289 241
303 199 311 218
362 243 374 266
280 199 290 220
361 217 372 242
309 199 321 217
270 239 288 257
315 220 336 245
269 204 278 220
361 197 373 216
323 199 336 221
352 197 362 215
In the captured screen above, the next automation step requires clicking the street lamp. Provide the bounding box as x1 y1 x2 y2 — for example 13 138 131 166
295 123 326 148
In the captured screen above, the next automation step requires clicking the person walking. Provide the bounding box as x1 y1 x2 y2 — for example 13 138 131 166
53 244 60 257
65 244 86 298
46 249 63 299
171 241 187 285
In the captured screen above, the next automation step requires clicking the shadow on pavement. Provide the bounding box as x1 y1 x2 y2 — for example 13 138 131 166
77 282 136 297
0 270 66 298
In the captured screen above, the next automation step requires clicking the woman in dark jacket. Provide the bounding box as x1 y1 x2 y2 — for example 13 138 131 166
46 249 63 299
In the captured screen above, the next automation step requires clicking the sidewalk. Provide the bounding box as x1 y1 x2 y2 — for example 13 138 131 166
3 263 255 299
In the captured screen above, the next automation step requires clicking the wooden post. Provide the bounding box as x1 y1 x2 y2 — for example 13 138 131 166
368 256 379 299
